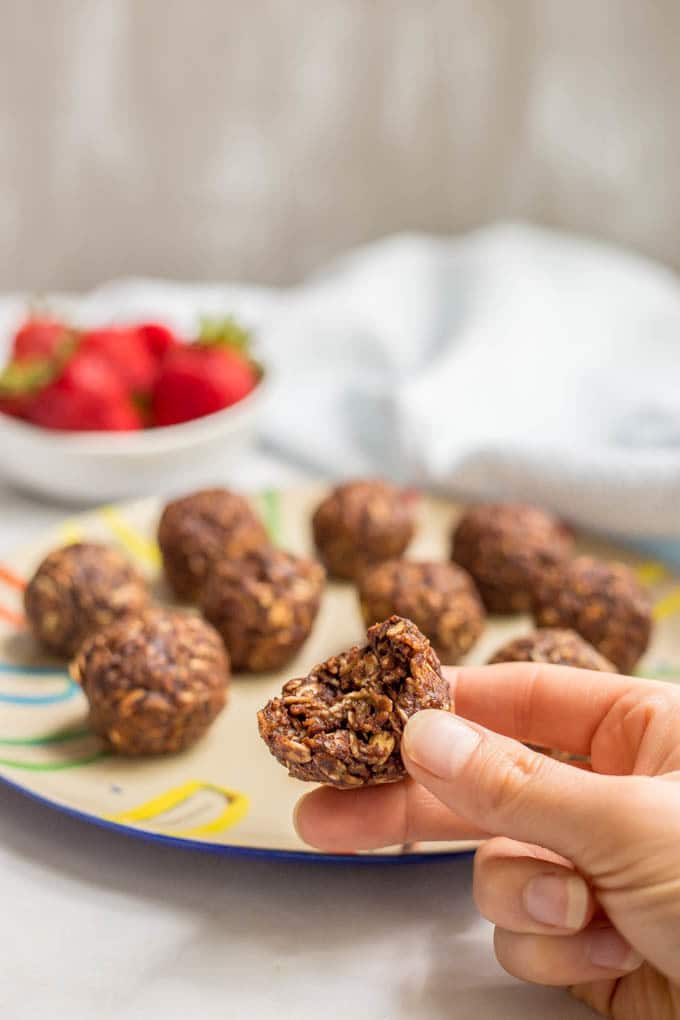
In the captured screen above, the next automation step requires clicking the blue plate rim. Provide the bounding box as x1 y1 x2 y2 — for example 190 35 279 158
0 770 475 865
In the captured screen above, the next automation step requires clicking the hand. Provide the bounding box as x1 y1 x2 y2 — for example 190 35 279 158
295 663 680 1018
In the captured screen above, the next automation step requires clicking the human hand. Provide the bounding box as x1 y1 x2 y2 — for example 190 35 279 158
295 663 680 1018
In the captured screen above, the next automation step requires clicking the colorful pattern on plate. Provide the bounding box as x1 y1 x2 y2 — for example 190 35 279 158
0 663 80 706
0 726 108 771
108 780 249 838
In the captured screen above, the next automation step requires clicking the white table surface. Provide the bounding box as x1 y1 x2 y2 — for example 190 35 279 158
0 452 598 1020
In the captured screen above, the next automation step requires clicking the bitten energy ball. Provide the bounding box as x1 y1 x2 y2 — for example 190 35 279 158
358 560 485 664
451 503 573 614
71 609 229 755
258 615 449 788
488 628 615 672
532 556 652 674
201 547 326 672
24 542 149 658
158 488 269 601
312 479 416 581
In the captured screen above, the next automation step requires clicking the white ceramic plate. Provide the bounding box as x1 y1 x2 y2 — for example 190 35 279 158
0 487 678 862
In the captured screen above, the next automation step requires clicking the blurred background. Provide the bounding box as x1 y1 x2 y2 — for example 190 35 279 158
2 0 680 545
4 0 680 290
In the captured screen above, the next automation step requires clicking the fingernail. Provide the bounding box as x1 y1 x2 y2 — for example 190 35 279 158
587 929 644 971
403 711 480 779
523 873 590 930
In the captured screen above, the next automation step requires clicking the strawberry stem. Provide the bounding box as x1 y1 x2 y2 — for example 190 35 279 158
0 358 55 394
0 332 79 395
198 316 251 353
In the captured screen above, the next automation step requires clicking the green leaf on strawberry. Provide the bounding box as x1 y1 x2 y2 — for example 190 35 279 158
0 357 57 395
198 316 252 353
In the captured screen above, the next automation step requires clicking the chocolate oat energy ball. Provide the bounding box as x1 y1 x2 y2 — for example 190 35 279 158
71 609 229 755
451 503 573 614
533 556 652 674
258 615 449 788
201 547 325 672
358 560 485 664
24 542 150 658
488 628 615 672
312 479 416 581
489 628 613 764
158 488 269 601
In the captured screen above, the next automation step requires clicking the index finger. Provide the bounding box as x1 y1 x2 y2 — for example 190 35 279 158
448 663 679 763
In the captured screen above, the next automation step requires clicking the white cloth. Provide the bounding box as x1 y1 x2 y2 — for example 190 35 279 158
3 222 680 535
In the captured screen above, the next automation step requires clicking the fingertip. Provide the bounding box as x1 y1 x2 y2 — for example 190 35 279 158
293 786 360 852
493 927 641 987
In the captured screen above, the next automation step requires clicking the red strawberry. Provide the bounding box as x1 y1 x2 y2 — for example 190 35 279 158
80 327 157 395
0 393 31 420
152 344 258 427
25 352 142 432
135 322 179 360
12 317 71 362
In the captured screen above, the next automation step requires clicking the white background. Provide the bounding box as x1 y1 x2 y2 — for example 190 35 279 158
4 0 680 291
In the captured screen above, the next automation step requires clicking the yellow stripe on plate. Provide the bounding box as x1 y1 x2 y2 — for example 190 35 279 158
60 522 84 544
108 780 249 838
636 561 668 586
653 588 680 622
99 507 161 568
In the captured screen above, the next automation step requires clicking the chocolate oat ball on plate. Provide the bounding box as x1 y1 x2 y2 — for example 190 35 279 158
201 547 326 672
158 488 269 601
71 608 229 755
311 479 416 581
258 615 449 788
24 542 150 658
488 628 616 672
489 627 615 764
358 560 485 664
532 556 652 674
451 503 573 614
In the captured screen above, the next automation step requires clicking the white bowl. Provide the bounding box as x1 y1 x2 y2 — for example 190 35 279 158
0 380 267 504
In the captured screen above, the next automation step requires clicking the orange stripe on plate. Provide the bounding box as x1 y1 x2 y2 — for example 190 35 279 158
0 564 26 591
0 604 26 628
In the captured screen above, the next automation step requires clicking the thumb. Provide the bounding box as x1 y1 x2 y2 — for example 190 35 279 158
401 710 676 880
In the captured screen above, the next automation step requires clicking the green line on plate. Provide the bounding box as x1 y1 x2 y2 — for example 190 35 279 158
0 727 91 747
639 667 680 680
260 489 282 544
0 750 110 772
